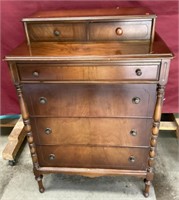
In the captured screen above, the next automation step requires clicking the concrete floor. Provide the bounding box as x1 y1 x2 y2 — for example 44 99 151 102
0 128 178 200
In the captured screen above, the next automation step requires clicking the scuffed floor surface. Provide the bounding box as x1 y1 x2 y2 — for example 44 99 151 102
153 131 179 200
0 129 178 200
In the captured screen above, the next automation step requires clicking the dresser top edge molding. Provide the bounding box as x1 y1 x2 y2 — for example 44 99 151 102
22 8 156 22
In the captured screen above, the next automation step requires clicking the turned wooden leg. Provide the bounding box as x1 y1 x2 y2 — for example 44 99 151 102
144 179 151 198
35 174 45 193
144 85 165 198
16 84 44 192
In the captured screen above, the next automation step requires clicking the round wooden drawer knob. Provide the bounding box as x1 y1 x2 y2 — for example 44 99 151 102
54 30 60 37
116 27 123 36
45 128 52 135
49 154 55 160
132 97 141 104
135 69 142 76
129 156 135 163
130 129 137 136
32 71 39 77
39 97 47 104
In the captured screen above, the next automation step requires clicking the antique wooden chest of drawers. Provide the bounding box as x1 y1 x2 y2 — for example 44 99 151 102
5 8 173 197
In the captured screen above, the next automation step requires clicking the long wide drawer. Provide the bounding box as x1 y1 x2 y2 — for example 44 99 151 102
89 20 152 41
18 63 159 81
36 145 149 170
31 117 152 147
27 22 86 42
22 84 156 117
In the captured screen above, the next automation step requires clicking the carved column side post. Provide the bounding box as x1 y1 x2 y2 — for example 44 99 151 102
144 84 165 197
15 84 45 193
144 59 171 197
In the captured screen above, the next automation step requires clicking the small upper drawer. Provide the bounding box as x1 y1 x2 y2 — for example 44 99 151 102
89 20 152 41
17 63 159 81
27 23 86 42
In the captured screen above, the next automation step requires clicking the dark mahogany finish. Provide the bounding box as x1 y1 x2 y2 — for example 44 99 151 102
5 8 173 197
28 23 86 42
36 146 149 170
89 21 152 41
18 63 159 81
22 84 156 117
30 117 152 146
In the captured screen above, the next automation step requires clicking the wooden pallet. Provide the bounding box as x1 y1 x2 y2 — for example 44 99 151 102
0 118 19 127
159 113 179 138
1 116 26 165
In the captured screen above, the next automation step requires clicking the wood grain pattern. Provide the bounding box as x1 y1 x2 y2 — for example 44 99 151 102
5 34 173 61
28 23 86 42
31 117 152 147
27 20 152 42
36 145 149 170
22 84 156 117
89 21 152 41
18 63 159 81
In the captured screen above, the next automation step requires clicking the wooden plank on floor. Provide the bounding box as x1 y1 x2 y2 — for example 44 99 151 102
0 115 20 128
174 114 179 138
0 118 19 127
159 113 179 138
2 117 26 161
159 121 177 130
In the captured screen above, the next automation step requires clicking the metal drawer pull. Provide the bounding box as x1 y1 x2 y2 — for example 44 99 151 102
45 128 52 135
115 27 123 36
49 154 55 160
130 129 137 136
32 71 39 77
54 30 60 36
132 97 141 104
135 68 142 76
129 156 135 163
39 97 47 104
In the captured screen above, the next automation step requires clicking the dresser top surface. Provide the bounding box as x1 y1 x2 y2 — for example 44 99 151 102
23 8 155 21
5 34 173 61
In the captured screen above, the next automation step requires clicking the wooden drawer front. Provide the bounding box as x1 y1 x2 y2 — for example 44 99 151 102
36 146 149 170
18 64 159 81
23 84 156 117
31 118 152 147
89 21 152 41
27 23 86 41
